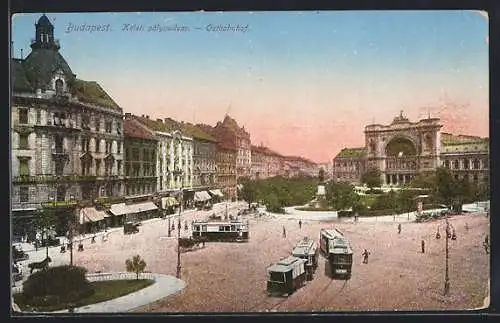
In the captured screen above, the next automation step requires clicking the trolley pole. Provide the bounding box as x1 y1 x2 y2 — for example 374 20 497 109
444 220 450 296
167 209 171 237
176 187 183 279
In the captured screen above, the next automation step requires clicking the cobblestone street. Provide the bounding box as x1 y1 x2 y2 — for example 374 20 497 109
15 203 489 312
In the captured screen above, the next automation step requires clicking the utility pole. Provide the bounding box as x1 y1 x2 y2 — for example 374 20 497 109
444 220 450 296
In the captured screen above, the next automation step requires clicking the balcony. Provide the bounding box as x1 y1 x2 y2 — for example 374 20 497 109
41 200 78 209
12 174 99 183
52 147 69 155
385 157 418 171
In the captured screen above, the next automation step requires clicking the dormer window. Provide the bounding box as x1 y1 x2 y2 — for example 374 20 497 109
55 79 64 95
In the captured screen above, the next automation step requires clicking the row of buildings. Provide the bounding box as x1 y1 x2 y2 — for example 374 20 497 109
10 15 319 237
332 111 490 186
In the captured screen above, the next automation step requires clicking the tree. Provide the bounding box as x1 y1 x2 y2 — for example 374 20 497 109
240 181 258 208
361 168 382 189
318 168 326 183
34 210 58 258
125 255 147 280
434 167 459 207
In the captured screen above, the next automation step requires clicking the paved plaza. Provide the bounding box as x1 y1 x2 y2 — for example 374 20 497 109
13 202 490 312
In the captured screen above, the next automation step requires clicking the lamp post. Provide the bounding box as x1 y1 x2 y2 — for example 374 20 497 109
173 130 184 279
167 209 171 237
444 218 450 296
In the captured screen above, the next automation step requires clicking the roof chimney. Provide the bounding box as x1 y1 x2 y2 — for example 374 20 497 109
141 114 145 118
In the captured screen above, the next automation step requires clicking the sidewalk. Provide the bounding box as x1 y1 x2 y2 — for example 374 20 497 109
48 273 185 313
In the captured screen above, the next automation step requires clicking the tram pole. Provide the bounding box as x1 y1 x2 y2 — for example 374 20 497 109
444 219 450 296
176 186 183 279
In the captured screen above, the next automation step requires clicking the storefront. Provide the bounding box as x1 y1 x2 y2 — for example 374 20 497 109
208 189 224 203
194 191 212 209
161 196 179 215
109 201 159 224
79 207 109 234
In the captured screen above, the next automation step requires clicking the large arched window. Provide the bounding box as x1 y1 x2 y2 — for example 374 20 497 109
453 160 459 169
444 160 450 169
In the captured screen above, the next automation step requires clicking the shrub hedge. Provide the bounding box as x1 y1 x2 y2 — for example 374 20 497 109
22 265 94 307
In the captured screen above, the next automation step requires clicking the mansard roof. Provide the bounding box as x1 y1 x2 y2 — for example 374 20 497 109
335 147 367 158
124 118 156 141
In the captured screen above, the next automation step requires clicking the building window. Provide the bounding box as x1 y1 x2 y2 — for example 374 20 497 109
96 159 101 176
19 134 29 150
55 79 64 95
19 187 29 203
105 141 112 154
36 109 41 124
18 158 29 176
82 115 90 130
444 160 450 169
117 160 122 175
463 159 470 170
81 138 90 152
116 122 122 135
453 160 459 169
19 109 28 124
117 142 121 154
105 121 112 133
473 159 480 169
95 139 100 153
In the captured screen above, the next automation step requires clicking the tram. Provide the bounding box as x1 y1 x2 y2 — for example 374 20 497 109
191 219 249 242
319 228 353 278
291 237 319 280
266 256 307 296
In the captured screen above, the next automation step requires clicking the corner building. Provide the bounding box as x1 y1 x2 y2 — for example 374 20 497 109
11 15 125 237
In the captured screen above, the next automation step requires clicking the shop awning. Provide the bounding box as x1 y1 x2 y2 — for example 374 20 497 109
110 203 129 216
161 197 179 209
194 191 212 202
110 202 158 215
79 207 108 224
209 189 224 197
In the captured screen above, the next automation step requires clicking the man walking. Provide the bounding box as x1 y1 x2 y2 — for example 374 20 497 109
299 220 302 229
398 223 402 234
282 226 287 239
421 240 425 253
483 235 489 254
362 249 370 264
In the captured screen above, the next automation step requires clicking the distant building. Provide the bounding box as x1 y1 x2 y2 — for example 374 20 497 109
207 115 252 180
11 15 125 237
216 143 237 200
317 161 333 181
250 145 285 180
129 115 194 202
332 112 489 186
282 156 318 178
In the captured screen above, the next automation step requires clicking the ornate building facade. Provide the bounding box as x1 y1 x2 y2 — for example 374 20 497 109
332 112 489 186
250 145 285 179
123 118 157 198
216 143 237 200
128 115 194 195
11 15 125 236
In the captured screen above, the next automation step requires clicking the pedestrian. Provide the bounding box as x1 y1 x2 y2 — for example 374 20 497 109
465 222 469 232
436 227 441 239
282 226 286 239
451 229 457 241
483 235 489 254
393 215 396 222
421 240 425 253
362 249 370 264
299 220 302 229
398 223 402 234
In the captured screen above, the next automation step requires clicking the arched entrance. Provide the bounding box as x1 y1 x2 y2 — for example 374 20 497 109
384 137 418 185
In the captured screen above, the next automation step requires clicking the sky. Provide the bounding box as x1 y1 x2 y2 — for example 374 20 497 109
11 11 489 163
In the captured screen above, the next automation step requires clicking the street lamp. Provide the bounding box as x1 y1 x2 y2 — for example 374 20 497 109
173 131 184 279
443 218 451 296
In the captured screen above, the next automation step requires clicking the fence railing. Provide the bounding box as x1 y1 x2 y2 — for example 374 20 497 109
12 272 155 293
